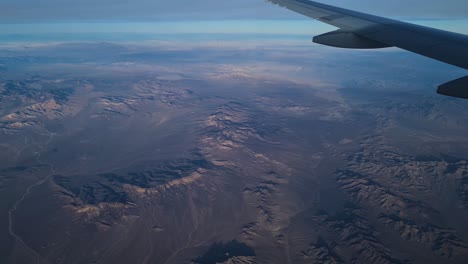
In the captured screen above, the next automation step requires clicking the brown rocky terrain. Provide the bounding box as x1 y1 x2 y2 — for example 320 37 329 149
1 42 468 264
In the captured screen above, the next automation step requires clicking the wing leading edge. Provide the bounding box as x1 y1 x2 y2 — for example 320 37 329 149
266 0 468 98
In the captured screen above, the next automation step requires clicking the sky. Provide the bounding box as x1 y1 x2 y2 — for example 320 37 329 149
0 0 467 42
1 0 468 22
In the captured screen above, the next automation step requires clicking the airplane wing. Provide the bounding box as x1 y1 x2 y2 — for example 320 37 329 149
266 0 468 99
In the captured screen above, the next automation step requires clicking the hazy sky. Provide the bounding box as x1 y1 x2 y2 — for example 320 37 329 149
1 0 468 22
